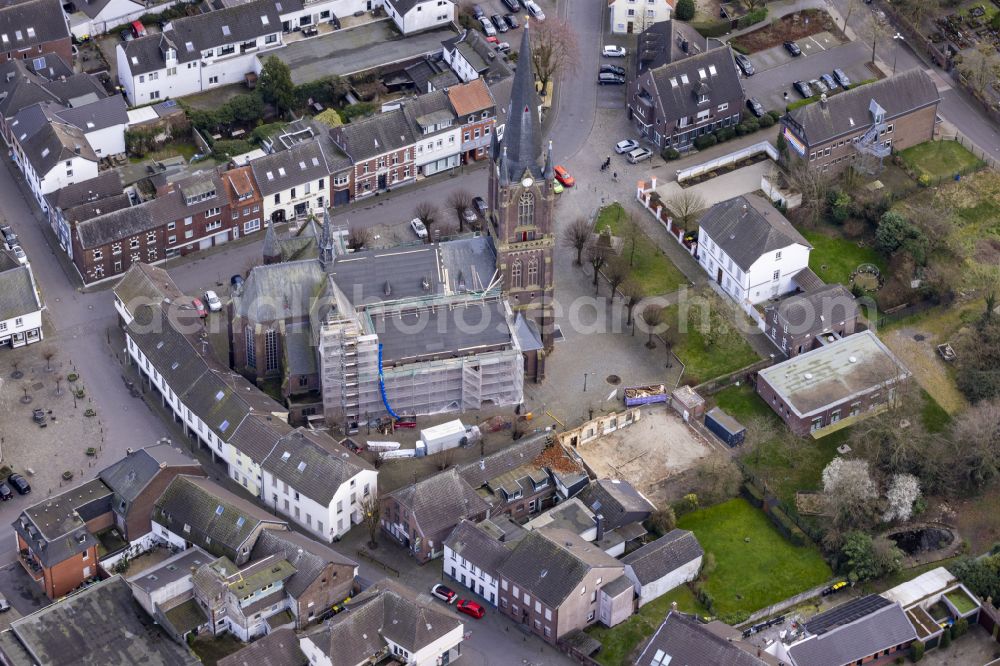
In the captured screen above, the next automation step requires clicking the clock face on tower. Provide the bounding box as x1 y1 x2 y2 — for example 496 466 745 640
521 177 533 188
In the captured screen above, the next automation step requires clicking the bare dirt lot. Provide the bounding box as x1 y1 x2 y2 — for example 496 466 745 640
574 406 713 506
882 326 968 415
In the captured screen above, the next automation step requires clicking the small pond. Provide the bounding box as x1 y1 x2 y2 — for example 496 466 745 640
888 526 955 555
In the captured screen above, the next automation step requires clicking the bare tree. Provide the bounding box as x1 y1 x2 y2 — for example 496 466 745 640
585 241 609 292
641 305 665 348
42 347 55 372
861 9 890 65
561 217 591 266
413 201 438 241
360 494 381 549
621 215 641 267
785 155 834 224
841 0 861 34
605 256 629 298
532 18 580 96
958 42 1000 97
665 190 706 232
346 227 372 251
620 278 642 333
743 0 763 9
446 189 474 232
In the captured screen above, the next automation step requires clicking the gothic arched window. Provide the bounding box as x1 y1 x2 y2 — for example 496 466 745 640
518 192 534 227
511 259 523 289
527 257 539 286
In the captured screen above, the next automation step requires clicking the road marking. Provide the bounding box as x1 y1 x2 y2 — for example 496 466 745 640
807 35 827 52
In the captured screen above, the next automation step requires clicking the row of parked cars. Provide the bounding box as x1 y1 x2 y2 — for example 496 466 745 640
473 0 544 35
794 69 851 98
1 473 32 501
431 584 486 619
1 224 28 265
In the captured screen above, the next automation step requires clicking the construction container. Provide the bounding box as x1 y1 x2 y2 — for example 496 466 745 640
419 420 469 455
704 408 746 447
624 384 667 407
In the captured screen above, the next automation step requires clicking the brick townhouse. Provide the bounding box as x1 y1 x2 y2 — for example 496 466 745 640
447 78 497 163
0 0 72 65
780 68 940 174
329 107 417 200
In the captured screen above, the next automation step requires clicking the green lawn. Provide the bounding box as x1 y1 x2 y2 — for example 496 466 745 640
660 291 760 384
129 141 200 164
802 228 887 286
595 203 687 296
677 498 832 617
898 140 985 181
586 585 707 666
714 383 780 426
920 389 951 433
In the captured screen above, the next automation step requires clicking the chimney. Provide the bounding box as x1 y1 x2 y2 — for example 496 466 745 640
671 601 678 612
595 514 605 542
126 447 134 455
820 93 827 108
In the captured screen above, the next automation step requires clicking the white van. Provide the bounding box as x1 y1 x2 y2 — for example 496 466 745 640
525 0 545 20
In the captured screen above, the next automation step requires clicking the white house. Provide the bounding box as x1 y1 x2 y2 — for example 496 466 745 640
622 529 703 608
697 194 812 306
260 428 377 542
53 95 129 157
405 90 462 176
608 0 674 35
250 130 342 224
298 580 465 666
441 29 493 82
10 112 99 212
0 258 44 349
383 0 454 35
117 0 283 106
443 518 518 606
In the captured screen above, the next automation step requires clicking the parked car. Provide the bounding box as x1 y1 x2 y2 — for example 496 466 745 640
793 80 813 97
0 598 9 613
119 29 134 42
600 64 625 76
203 290 223 312
502 0 520 12
12 245 26 265
820 73 837 90
410 218 429 239
431 584 458 604
598 72 625 85
189 298 207 318
602 45 627 57
627 147 653 164
491 15 508 32
783 40 801 57
0 483 12 501
833 68 851 87
615 139 639 154
479 17 496 36
7 473 30 495
130 20 147 38
524 0 544 20
486 35 499 44
462 208 478 224
553 165 575 187
473 196 488 215
456 600 485 619
746 98 765 118
552 180 564 194
809 78 828 94
495 41 511 53
734 53 755 76
504 14 518 29
230 274 244 291
472 4 485 18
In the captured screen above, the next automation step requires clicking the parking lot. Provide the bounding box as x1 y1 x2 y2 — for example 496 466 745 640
741 39 880 116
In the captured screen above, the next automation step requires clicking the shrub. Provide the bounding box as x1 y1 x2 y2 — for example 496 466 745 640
758 113 775 128
714 126 736 142
693 134 718 149
767 110 781 122
691 19 730 37
742 482 765 508
939 627 951 649
67 372 79 382
910 640 924 662
674 493 699 517
212 139 254 159
737 7 768 29
340 101 377 122
662 147 681 161
732 43 750 55
953 617 968 638
647 506 677 536
250 122 287 145
675 0 695 21
917 174 932 187
767 506 807 546
720 611 750 625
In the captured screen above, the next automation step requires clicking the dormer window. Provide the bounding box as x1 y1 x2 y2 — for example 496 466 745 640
698 94 708 104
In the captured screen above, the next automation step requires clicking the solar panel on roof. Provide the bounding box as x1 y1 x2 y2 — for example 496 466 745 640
806 595 891 635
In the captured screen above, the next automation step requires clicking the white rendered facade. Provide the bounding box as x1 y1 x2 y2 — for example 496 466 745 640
698 229 811 305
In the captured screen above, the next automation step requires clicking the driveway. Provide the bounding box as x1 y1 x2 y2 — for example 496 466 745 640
274 21 458 84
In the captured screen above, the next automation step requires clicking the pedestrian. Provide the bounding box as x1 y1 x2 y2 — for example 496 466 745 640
613 171 618 182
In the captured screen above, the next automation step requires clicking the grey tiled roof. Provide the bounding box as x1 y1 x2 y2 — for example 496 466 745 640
46 170 123 211
54 95 128 133
0 264 41 322
153 475 286 560
374 299 513 364
503 27 543 181
20 117 97 177
99 444 199 505
217 627 306 666
576 479 656 531
284 321 317 375
697 194 811 272
8 576 199 666
235 259 326 324
121 34 190 77
636 19 709 73
261 428 372 506
0 0 70 53
766 284 859 336
111 263 185 315
785 68 940 146
304 580 461 665
75 200 156 249
331 107 415 161
126 546 212 595
227 413 289 462
497 527 622 608
637 612 770 666
622 529 703 586
443 519 515 574
250 139 332 197
0 57 102 120
169 0 281 54
642 46 745 124
388 468 490 537
13 479 112 569
788 601 917 666
249 529 356 599
458 431 550 489
385 0 425 15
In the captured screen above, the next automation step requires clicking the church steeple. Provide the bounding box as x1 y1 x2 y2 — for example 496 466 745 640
503 22 543 182
319 210 335 268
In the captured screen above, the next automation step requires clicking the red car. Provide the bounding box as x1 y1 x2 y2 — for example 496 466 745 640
486 35 499 44
431 584 458 604
456 600 485 619
553 165 575 187
190 298 207 318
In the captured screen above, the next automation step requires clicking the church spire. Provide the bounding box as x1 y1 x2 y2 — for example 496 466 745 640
543 140 554 181
262 221 280 264
503 21 542 182
320 210 335 268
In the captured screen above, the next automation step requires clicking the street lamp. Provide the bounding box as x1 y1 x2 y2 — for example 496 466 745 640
892 33 905 76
